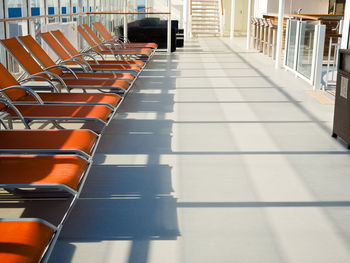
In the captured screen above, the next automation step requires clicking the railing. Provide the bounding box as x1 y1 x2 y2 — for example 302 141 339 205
190 0 192 15
325 34 342 89
284 19 326 90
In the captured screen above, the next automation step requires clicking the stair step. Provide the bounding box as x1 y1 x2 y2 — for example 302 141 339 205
192 4 218 6
193 33 220 38
192 0 219 2
192 26 220 30
192 22 219 25
192 29 219 31
192 7 218 10
192 10 219 13
192 13 219 16
192 17 219 20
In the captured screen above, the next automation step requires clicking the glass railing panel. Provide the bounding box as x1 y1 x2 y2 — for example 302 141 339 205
296 22 317 79
29 18 45 43
7 0 27 18
286 20 298 69
0 22 6 66
47 0 58 23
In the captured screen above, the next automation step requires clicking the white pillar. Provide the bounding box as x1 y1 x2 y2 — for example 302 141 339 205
167 0 172 54
275 0 285 69
246 0 253 49
230 0 236 39
341 0 350 48
123 0 128 42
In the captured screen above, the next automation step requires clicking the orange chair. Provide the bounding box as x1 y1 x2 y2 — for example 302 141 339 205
0 38 131 94
0 155 89 195
0 129 99 160
0 62 122 109
0 97 114 133
50 30 145 68
19 35 136 83
83 24 155 55
78 25 151 61
0 219 56 263
41 31 144 75
93 21 158 49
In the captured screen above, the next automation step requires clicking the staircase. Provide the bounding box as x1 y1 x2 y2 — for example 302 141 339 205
191 0 221 37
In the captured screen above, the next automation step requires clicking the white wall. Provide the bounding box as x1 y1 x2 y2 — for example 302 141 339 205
149 0 184 28
223 0 248 36
254 0 268 17
171 0 184 28
267 0 328 14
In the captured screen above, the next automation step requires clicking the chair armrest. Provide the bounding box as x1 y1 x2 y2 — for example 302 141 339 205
0 98 30 129
0 86 44 104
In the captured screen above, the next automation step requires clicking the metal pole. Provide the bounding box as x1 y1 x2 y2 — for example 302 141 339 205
246 0 252 49
274 0 285 69
230 0 235 39
123 0 127 43
341 1 349 48
167 0 172 54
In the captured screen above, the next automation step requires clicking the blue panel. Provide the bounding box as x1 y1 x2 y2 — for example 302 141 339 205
61 7 67 14
83 6 85 12
31 7 40 16
48 7 55 15
138 5 145 11
8 7 22 18
89 6 92 12
73 6 77 13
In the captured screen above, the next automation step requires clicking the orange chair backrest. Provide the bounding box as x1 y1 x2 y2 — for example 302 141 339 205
98 22 114 39
0 38 50 78
0 63 26 101
19 35 63 76
93 22 112 42
82 24 109 52
77 25 103 53
40 32 72 61
50 30 81 57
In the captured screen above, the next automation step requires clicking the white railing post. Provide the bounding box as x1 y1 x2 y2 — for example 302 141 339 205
246 0 252 49
275 0 285 69
167 0 172 54
313 24 326 90
123 0 128 43
219 0 224 37
230 0 235 39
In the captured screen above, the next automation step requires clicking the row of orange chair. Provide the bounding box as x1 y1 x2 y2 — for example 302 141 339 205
0 23 157 263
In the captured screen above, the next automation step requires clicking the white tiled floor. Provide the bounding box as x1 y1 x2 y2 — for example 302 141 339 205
49 37 350 263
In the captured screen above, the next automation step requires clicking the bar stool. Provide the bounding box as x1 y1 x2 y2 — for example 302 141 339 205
250 17 257 49
252 17 259 49
266 20 277 60
261 18 269 54
257 18 264 51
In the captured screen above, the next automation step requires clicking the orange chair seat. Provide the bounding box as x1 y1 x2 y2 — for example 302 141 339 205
100 49 152 56
89 63 142 72
87 60 145 67
21 92 121 107
0 130 98 155
11 104 113 122
0 156 88 190
119 43 158 49
0 220 54 263
61 72 135 82
61 78 130 90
